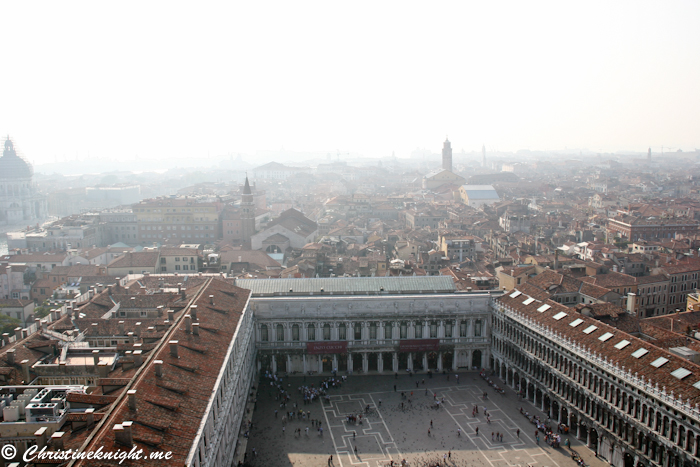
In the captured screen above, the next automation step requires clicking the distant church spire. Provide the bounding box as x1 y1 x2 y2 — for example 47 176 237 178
241 174 255 245
442 138 452 172
243 173 252 194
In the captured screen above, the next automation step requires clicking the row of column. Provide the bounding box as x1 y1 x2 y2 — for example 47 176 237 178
268 351 466 373
269 317 488 342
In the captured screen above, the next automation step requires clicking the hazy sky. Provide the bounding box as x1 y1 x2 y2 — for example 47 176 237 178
1 1 699 165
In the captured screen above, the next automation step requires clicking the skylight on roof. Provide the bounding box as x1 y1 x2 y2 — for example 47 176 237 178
598 332 614 342
510 291 522 298
583 325 598 334
651 357 669 368
537 304 551 312
553 312 567 320
569 318 584 327
614 340 630 350
523 297 535 305
671 368 692 380
631 348 649 358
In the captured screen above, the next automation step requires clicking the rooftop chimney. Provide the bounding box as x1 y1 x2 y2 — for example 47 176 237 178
21 359 30 383
627 292 637 314
7 349 15 365
14 327 22 341
167 309 174 322
92 350 100 367
98 361 110 378
169 340 179 358
134 322 141 338
118 321 125 335
51 431 65 450
133 350 143 367
127 390 137 411
2 333 10 346
128 332 134 344
123 421 133 445
185 315 192 333
157 305 164 317
192 323 200 336
85 408 95 428
190 305 197 320
154 360 163 377
209 295 215 305
34 426 48 449
114 422 132 447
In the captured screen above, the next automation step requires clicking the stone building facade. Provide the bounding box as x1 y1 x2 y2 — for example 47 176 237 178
240 277 493 376
492 289 700 467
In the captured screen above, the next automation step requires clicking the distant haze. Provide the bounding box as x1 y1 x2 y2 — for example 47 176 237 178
1 1 699 165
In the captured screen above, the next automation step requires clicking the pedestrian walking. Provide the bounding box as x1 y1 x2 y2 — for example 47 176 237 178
328 455 333 466
305 427 309 435
275 409 278 418
517 428 520 438
354 446 358 455
492 432 494 441
457 428 461 436
425 388 429 395
282 426 285 434
428 428 431 436
379 399 382 406
448 451 451 459
476 427 479 435
394 385 397 392
252 447 257 457
430 420 433 428
353 431 356 439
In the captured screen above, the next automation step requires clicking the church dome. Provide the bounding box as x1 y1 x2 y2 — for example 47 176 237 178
0 138 33 179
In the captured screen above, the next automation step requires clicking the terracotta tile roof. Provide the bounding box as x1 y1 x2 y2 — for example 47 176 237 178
74 277 251 466
580 271 637 288
159 247 198 257
497 289 700 405
107 252 160 269
66 393 118 406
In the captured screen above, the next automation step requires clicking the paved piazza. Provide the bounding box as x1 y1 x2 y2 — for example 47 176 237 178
243 372 610 467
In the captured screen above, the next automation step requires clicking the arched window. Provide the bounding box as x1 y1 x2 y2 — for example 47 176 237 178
260 325 268 342
414 321 423 339
475 319 483 337
354 323 362 340
338 323 346 340
292 324 299 341
385 322 392 339
430 321 437 338
445 321 452 338
307 324 315 341
276 324 284 341
323 324 331 340
460 320 467 337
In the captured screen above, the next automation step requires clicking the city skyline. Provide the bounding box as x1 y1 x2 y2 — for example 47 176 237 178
1 1 699 165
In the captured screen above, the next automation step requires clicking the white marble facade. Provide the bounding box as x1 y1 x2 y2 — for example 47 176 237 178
252 292 493 374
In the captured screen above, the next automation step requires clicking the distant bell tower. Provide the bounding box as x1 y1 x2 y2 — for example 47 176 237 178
241 175 256 245
442 138 452 171
648 147 652 162
482 144 486 167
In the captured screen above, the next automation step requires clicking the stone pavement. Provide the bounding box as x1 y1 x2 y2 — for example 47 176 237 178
242 371 610 467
